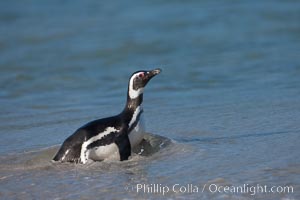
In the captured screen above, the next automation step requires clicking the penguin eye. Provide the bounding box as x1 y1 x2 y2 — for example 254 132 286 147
138 73 144 78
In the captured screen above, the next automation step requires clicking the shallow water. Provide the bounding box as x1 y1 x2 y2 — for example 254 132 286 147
1 0 300 199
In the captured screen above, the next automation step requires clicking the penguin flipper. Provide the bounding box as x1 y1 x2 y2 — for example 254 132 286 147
52 142 82 163
53 129 86 163
115 133 131 161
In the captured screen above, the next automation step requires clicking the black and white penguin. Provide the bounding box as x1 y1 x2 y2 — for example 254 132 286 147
52 68 161 164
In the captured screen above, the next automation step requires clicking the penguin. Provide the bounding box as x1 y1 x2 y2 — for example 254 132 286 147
52 68 161 164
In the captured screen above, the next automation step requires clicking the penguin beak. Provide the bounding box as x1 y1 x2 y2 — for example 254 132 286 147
147 68 162 79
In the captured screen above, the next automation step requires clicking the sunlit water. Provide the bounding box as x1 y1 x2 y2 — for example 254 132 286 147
1 0 300 199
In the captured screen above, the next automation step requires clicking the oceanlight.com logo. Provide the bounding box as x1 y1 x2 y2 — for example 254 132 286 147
124 183 294 196
205 183 294 196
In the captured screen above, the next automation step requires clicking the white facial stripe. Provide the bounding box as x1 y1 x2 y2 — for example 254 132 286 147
129 73 144 99
80 127 118 164
129 106 142 128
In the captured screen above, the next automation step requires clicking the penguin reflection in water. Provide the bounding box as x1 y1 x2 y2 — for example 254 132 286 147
53 69 161 164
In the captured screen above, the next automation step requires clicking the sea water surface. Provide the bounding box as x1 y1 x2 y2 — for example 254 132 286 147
0 0 300 199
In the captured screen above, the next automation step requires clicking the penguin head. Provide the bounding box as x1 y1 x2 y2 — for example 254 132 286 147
128 68 161 99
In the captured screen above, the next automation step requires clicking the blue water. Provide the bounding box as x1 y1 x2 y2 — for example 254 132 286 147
0 0 300 199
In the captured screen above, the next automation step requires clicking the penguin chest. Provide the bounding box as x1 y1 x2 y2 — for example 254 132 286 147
128 114 145 148
88 143 120 161
80 127 121 163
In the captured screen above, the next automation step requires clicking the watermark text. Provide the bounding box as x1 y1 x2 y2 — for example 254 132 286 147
125 183 294 196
